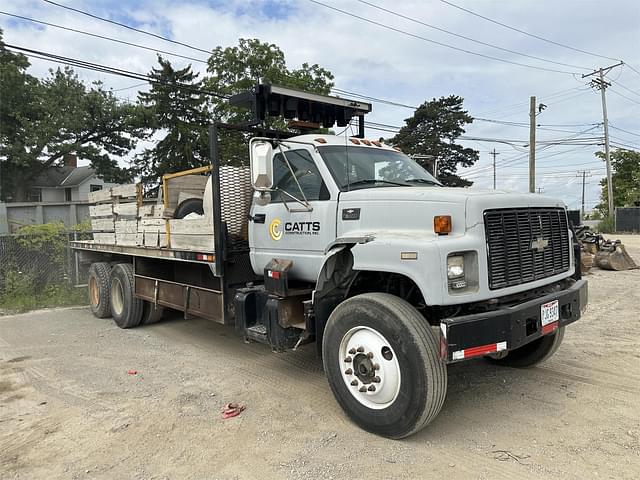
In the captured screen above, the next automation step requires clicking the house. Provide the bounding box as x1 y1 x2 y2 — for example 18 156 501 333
27 155 117 203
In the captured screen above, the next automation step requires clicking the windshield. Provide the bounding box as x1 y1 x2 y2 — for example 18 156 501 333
318 146 441 191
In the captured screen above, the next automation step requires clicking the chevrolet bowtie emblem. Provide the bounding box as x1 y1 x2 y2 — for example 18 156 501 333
531 237 549 252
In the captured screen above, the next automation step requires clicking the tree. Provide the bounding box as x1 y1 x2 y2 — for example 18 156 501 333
133 56 209 185
205 38 334 164
596 148 640 216
0 30 149 201
388 96 478 187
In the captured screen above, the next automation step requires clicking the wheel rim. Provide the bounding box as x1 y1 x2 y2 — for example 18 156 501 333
89 276 99 307
111 278 124 316
339 326 401 410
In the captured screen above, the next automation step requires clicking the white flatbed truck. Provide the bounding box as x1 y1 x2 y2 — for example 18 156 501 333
72 84 588 438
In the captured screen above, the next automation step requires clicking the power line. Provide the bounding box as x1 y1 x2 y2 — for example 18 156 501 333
113 82 148 92
609 125 640 138
40 0 211 54
0 11 209 64
306 0 581 75
615 81 640 99
356 0 590 71
608 88 640 106
624 63 640 79
28 0 602 126
5 44 227 99
439 0 621 63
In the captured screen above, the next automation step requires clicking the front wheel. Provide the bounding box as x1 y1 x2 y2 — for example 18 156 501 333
487 327 565 368
322 293 447 439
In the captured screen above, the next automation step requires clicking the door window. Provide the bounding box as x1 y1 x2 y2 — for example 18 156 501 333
272 149 329 202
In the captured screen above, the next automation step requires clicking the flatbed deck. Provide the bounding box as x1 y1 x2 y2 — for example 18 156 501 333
70 240 217 266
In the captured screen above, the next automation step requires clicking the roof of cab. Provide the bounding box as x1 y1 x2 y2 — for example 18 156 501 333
287 134 398 150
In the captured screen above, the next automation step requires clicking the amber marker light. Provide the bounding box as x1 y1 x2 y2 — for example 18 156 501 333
434 215 452 235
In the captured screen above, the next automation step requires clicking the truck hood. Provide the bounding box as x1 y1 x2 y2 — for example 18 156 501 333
339 187 566 230
340 186 564 206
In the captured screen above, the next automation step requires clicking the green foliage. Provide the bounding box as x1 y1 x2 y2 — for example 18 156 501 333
133 56 210 185
596 215 615 234
388 96 479 186
0 29 151 201
0 273 86 313
0 222 88 313
596 149 640 216
205 38 334 165
15 222 68 263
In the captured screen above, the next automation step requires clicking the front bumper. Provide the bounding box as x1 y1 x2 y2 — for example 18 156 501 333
440 279 588 363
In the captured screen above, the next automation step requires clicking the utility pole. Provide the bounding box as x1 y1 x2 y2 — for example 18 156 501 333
582 62 623 218
529 96 536 193
490 148 500 189
576 170 592 220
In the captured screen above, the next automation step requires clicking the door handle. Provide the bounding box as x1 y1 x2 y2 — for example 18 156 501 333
248 213 266 224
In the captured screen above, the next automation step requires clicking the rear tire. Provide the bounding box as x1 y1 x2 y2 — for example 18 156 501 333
322 293 447 439
141 301 164 325
109 263 143 329
88 262 112 318
488 327 565 368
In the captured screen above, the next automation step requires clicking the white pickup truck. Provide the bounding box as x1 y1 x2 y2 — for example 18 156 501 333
72 84 588 438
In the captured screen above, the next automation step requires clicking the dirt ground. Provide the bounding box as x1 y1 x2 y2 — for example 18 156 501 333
1 236 639 480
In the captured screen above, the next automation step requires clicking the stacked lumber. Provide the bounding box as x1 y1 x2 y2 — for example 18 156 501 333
88 177 218 252
89 184 167 247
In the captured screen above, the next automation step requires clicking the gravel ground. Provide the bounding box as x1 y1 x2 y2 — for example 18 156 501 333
1 235 639 480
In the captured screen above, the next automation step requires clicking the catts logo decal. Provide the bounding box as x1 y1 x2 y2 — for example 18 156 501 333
268 218 321 241
269 218 283 241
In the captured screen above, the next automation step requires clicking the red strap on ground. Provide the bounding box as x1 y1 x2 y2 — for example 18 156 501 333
221 402 246 419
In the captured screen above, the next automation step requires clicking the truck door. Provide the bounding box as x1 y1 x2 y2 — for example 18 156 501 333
249 148 336 283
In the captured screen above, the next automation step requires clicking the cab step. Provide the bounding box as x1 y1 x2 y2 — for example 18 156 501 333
245 323 269 345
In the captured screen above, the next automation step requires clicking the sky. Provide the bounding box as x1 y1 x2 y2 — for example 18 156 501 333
2 0 639 211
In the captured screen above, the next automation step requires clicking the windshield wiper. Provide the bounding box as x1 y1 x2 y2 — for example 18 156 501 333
405 178 441 186
347 179 408 188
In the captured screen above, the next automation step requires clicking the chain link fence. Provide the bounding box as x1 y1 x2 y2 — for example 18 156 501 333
0 232 90 312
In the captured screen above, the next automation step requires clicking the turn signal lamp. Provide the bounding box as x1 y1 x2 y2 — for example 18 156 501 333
434 215 452 235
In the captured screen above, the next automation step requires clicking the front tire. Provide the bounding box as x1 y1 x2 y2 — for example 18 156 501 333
322 293 447 439
109 263 143 329
488 327 565 368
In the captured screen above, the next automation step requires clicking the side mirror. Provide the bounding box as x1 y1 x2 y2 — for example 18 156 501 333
250 140 274 191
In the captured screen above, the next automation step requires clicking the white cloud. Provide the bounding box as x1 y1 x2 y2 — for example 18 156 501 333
2 0 638 209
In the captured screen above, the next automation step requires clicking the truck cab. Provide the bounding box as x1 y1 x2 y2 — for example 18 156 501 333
241 131 587 437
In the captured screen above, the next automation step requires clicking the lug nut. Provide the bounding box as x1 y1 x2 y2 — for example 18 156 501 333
373 363 380 371
368 385 376 392
359 386 367 392
372 376 381 383
366 352 374 359
351 380 358 386
348 348 356 355
356 346 365 353
344 368 353 375
344 356 352 363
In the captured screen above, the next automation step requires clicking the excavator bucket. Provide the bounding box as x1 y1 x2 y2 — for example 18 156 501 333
594 241 639 271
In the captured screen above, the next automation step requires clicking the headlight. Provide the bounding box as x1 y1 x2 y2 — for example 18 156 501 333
447 255 465 279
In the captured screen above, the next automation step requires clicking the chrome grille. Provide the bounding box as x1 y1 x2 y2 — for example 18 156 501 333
484 208 570 290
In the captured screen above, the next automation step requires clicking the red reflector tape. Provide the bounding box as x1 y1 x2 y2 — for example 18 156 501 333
542 320 559 335
267 270 281 279
452 341 507 361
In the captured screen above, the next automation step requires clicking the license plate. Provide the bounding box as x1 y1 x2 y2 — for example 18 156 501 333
541 300 559 326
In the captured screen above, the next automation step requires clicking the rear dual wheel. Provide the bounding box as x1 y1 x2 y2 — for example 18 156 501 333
109 263 144 329
323 293 447 439
88 262 112 318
